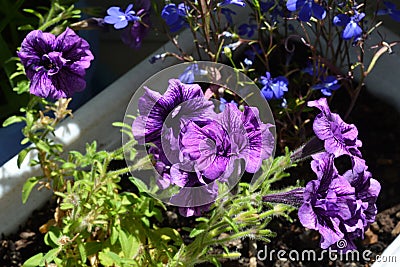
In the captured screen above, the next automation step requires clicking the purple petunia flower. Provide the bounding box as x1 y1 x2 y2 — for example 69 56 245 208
171 176 218 217
181 104 274 181
17 28 94 99
104 4 141 30
333 11 365 40
263 152 380 251
311 76 341 96
377 1 400 22
286 0 326 22
260 72 289 100
218 0 246 7
161 3 189 32
342 157 381 229
132 79 215 145
308 98 362 158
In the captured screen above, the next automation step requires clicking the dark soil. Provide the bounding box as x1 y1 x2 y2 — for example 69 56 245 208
1 89 400 266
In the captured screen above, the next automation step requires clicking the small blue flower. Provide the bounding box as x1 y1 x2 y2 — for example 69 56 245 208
333 11 365 40
104 4 141 29
261 0 285 23
218 0 246 7
243 44 263 66
377 1 400 22
311 76 341 96
179 64 207 84
238 23 257 38
302 61 325 78
286 0 326 22
219 97 237 112
260 72 289 100
161 3 189 32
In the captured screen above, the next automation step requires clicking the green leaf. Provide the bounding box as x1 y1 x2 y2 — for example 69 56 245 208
189 228 206 238
60 202 74 210
22 177 40 204
98 251 121 266
110 226 119 245
2 115 24 127
119 230 139 259
23 253 44 267
36 140 51 153
78 242 86 263
17 148 31 168
40 248 60 265
129 177 149 193
61 162 76 169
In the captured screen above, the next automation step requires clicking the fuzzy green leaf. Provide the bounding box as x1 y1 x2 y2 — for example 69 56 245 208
22 177 40 204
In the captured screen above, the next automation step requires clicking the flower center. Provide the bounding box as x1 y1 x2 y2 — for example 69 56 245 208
41 52 66 76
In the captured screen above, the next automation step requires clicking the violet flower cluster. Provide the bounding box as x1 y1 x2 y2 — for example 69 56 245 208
263 98 380 251
132 79 275 216
17 28 94 99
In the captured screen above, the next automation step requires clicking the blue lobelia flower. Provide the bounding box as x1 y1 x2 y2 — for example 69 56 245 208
179 64 208 84
218 0 246 7
377 1 400 22
333 11 365 40
238 23 258 38
311 76 341 96
161 3 189 32
104 4 141 29
260 72 289 100
286 0 326 22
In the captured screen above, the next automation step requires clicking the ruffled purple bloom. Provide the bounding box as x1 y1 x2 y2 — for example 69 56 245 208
308 98 362 158
311 76 341 96
377 1 400 22
300 153 358 250
132 79 215 145
263 152 380 251
333 11 365 40
343 158 381 229
286 0 326 22
104 4 141 29
17 28 94 99
260 72 289 100
161 3 188 32
181 104 274 180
